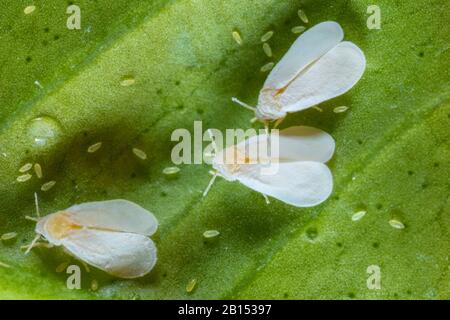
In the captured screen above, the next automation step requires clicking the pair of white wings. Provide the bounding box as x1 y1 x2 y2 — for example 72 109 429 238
256 21 366 119
36 200 158 279
213 126 335 207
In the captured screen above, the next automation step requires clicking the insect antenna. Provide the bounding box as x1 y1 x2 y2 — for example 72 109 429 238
23 193 46 254
231 97 256 111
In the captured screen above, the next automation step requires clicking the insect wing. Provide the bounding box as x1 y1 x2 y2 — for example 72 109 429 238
61 228 157 279
236 161 333 207
279 41 366 113
66 199 158 236
263 21 344 90
240 126 335 163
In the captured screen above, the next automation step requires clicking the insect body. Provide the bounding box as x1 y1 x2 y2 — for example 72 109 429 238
30 199 158 279
233 21 366 122
205 126 335 207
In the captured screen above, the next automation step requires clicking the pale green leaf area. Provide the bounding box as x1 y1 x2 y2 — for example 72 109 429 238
0 0 449 299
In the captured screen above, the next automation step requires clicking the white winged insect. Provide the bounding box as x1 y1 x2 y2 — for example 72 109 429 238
203 126 335 207
232 21 366 125
26 198 158 279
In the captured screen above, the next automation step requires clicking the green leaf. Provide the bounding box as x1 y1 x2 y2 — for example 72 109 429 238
0 0 449 299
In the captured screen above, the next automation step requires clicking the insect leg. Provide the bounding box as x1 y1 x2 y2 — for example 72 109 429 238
262 193 270 205
209 170 226 179
25 215 39 222
24 234 41 255
203 172 218 197
273 117 285 129
264 121 269 135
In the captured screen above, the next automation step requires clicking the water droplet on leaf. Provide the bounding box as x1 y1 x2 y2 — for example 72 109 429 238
28 116 62 148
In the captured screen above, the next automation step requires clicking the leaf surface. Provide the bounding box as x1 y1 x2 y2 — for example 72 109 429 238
0 0 449 299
